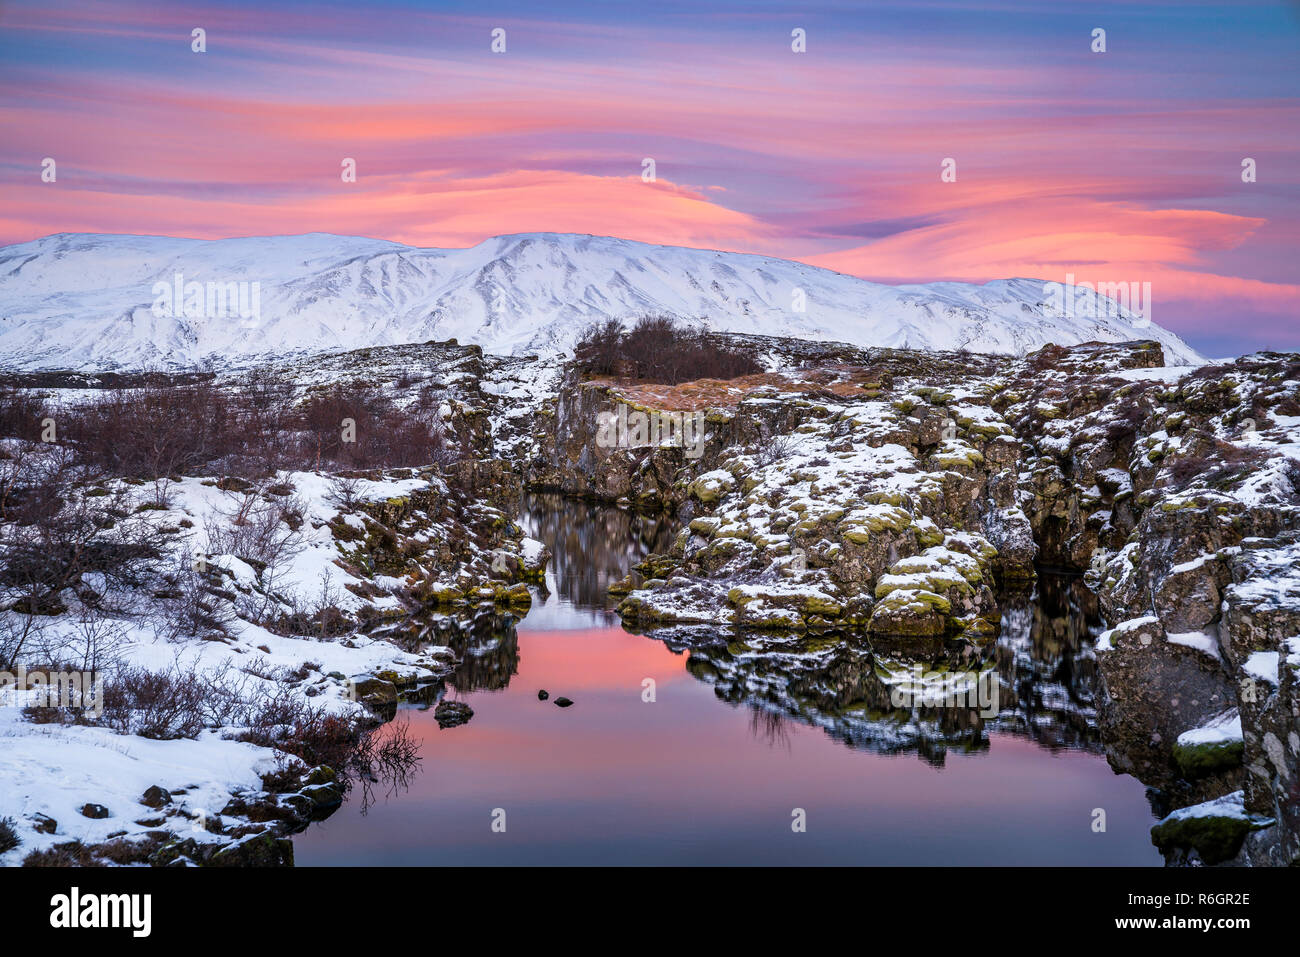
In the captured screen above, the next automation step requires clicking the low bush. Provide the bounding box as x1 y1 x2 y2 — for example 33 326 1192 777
574 315 761 384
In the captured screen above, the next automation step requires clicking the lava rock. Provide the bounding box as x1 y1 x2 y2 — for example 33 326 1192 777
349 673 398 705
141 785 172 809
300 784 344 816
435 700 475 728
209 833 295 867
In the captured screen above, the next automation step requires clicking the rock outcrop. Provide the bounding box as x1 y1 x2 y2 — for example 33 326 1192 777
528 334 1300 865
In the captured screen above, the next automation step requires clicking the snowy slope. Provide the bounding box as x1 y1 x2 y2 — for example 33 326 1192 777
0 231 1204 369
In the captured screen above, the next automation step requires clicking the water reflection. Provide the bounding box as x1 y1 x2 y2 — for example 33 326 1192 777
369 608 523 693
517 491 676 627
641 573 1105 766
380 495 1111 763
296 493 1160 865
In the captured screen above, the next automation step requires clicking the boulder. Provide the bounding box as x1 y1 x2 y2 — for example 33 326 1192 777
434 700 474 728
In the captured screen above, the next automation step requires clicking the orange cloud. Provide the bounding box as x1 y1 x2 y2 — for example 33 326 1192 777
0 169 771 250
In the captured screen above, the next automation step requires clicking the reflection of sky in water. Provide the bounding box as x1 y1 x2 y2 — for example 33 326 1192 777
514 492 676 630
515 574 619 631
295 497 1161 865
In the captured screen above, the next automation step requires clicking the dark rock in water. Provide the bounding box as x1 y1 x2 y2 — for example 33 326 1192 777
141 785 172 809
1151 791 1274 865
305 765 338 786
554 697 574 708
79 803 110 820
349 673 398 706
538 689 549 700
435 700 475 728
300 784 344 816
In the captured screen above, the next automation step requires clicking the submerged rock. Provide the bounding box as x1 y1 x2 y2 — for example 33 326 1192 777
434 700 475 728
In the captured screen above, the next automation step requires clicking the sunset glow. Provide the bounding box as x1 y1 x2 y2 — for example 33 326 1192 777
1 0 1297 355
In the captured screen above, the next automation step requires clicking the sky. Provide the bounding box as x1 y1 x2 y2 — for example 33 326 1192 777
1 0 1297 357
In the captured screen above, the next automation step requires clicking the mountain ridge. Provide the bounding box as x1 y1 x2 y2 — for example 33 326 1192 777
0 231 1205 370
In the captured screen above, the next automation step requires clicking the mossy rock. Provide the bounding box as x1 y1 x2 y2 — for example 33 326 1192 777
801 595 842 617
1172 738 1244 779
689 516 721 536
1150 806 1269 865
208 833 295 867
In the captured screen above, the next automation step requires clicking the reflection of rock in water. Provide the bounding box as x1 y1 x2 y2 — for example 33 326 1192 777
369 609 521 693
991 573 1106 750
520 492 677 610
645 572 1107 765
661 628 993 767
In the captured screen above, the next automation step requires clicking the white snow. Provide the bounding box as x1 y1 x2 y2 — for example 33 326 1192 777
1167 630 1222 661
1111 365 1201 383
1095 615 1160 653
1156 789 1262 824
1244 650 1280 687
0 232 1205 370
1177 710 1242 748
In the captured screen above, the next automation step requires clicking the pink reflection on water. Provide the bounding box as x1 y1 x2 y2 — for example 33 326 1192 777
296 623 1161 865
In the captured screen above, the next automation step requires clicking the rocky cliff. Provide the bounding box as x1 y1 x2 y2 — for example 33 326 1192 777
530 334 1300 865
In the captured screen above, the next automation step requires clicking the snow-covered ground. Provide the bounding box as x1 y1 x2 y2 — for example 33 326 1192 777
0 468 470 864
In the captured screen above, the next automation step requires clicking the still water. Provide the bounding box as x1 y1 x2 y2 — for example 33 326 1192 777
296 494 1161 865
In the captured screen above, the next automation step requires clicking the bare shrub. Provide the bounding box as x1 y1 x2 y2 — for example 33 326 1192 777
237 688 363 769
325 474 365 510
154 554 236 641
0 816 20 853
574 315 762 385
62 380 238 480
98 660 243 739
0 386 47 442
753 433 798 469
293 383 446 469
205 486 306 572
267 571 353 639
0 453 168 668
43 374 454 480
1165 438 1273 488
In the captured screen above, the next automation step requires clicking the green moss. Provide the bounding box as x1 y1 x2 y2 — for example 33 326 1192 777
726 587 753 607
1173 738 1244 779
1150 810 1267 865
801 595 842 617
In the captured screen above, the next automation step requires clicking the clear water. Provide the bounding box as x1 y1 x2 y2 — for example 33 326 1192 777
296 493 1161 865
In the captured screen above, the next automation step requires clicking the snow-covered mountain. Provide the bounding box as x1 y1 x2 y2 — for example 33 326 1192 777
0 231 1204 369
